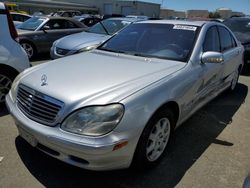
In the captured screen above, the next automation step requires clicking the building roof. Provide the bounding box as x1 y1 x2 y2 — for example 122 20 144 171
118 0 160 5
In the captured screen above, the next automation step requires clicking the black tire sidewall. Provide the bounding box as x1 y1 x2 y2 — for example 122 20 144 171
0 70 16 106
132 108 175 169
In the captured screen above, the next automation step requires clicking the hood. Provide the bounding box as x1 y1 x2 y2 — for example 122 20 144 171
19 50 185 111
234 32 250 45
55 31 109 51
17 29 35 35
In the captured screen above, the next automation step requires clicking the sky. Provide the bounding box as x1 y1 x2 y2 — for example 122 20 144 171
141 0 250 15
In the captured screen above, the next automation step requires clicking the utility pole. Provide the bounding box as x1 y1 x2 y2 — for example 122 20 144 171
161 0 165 8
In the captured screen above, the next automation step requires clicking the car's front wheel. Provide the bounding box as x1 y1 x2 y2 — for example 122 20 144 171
132 108 174 169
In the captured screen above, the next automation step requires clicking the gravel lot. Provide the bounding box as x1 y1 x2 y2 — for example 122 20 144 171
0 55 250 188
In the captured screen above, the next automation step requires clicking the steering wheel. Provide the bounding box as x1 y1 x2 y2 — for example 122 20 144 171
164 44 184 57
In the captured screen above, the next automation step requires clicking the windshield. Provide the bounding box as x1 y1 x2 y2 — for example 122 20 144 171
98 23 198 62
224 19 250 35
88 19 131 35
18 17 46 31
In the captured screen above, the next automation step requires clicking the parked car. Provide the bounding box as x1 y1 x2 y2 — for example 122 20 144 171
223 17 250 70
10 12 31 22
73 15 101 27
126 15 149 20
0 3 30 106
6 20 244 171
51 10 81 18
11 12 32 27
50 17 137 59
102 14 124 20
17 16 87 59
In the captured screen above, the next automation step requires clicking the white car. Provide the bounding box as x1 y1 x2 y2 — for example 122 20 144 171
0 3 30 106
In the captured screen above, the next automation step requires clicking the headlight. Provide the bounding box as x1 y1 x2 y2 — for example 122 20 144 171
61 104 124 136
77 45 98 53
244 44 250 51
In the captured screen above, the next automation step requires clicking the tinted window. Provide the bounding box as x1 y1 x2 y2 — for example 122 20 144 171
99 23 198 62
44 20 78 29
18 17 46 31
203 26 220 52
64 21 78 28
218 27 234 52
88 19 131 35
230 34 237 48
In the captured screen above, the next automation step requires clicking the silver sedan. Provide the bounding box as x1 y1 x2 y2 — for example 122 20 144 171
6 20 244 171
50 17 138 59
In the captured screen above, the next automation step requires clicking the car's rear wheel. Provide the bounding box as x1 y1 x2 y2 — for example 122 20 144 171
0 71 15 106
20 42 36 59
229 67 240 91
132 108 174 169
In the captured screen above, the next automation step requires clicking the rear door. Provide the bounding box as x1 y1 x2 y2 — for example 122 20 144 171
218 26 241 84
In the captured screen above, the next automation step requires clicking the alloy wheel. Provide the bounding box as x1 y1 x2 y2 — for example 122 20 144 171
146 117 171 162
231 69 239 90
21 43 34 59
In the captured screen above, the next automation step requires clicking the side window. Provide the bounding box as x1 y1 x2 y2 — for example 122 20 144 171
44 20 62 30
203 26 220 52
218 27 234 52
230 34 237 48
62 12 71 17
64 20 78 28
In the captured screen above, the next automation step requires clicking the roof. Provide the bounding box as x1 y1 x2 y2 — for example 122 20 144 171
118 0 160 5
106 17 143 23
137 19 207 27
225 16 250 21
10 12 31 16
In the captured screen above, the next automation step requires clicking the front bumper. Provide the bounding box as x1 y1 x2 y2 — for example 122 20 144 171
6 94 136 171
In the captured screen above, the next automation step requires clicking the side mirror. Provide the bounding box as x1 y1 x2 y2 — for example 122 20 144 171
201 51 224 64
42 25 50 33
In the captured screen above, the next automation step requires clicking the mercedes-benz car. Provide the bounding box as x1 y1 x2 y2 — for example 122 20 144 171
6 20 243 171
50 17 138 59
17 16 87 59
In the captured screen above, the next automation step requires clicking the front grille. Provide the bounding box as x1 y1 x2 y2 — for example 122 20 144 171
56 47 70 55
17 85 64 126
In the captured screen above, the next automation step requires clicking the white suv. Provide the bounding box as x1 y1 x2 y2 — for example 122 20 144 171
0 2 30 106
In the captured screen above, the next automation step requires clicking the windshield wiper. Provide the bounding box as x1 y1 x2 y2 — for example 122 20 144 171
99 22 110 35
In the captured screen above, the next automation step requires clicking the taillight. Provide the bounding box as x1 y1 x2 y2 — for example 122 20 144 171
4 3 19 42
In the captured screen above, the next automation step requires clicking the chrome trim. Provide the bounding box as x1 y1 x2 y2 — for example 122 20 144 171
16 84 64 126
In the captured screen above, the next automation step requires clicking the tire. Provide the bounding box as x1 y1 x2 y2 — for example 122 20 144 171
0 70 16 107
20 41 36 59
228 67 240 92
132 108 175 169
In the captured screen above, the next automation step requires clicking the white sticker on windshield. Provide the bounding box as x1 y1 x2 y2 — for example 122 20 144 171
173 25 197 31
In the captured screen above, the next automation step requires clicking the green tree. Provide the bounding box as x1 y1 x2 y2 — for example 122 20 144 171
209 12 221 18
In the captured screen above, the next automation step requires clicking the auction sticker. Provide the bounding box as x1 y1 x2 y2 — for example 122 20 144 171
173 25 197 31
